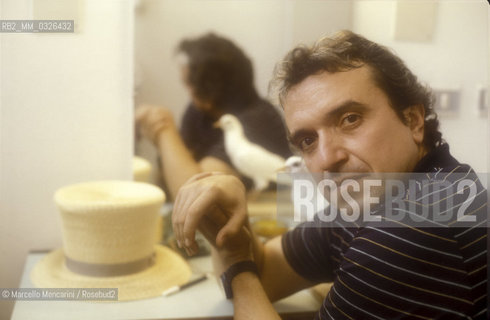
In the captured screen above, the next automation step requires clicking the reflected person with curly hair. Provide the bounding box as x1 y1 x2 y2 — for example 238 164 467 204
136 33 291 199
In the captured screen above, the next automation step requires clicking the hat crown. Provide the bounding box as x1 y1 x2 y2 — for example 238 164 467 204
133 156 152 182
54 181 165 266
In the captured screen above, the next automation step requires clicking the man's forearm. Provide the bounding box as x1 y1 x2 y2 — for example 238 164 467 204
156 128 202 199
232 272 281 320
155 127 237 200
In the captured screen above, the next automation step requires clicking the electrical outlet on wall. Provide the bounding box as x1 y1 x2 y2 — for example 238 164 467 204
432 89 460 117
477 87 488 117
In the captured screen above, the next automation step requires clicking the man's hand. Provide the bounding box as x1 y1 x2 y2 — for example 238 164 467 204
172 172 252 269
135 105 177 145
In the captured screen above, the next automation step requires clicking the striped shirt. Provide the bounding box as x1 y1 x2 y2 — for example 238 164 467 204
282 144 487 319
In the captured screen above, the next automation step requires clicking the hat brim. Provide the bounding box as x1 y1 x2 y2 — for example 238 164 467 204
31 245 191 301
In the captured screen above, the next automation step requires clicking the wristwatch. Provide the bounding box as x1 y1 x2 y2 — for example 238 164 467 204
220 260 259 299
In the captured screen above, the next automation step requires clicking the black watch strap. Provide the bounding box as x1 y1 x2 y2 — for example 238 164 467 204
220 260 259 299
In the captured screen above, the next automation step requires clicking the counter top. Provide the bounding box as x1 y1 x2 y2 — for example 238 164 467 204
11 251 320 320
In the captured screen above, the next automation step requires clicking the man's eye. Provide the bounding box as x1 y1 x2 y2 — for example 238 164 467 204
341 114 361 127
299 137 315 151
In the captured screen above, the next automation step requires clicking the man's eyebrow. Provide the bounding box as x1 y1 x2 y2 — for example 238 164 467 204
324 100 369 120
288 100 369 145
287 128 310 147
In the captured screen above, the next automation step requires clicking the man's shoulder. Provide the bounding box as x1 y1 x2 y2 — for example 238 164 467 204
181 104 217 137
395 154 486 230
413 143 463 173
182 104 205 123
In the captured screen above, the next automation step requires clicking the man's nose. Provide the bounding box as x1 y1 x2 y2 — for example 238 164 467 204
309 133 348 173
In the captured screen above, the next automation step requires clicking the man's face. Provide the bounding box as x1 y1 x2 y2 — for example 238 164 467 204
179 65 213 113
283 66 425 176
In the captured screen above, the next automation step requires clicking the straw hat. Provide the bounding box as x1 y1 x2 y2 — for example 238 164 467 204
31 180 191 301
133 156 152 182
132 156 164 242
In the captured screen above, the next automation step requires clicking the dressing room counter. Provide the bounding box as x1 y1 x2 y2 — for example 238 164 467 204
11 251 320 320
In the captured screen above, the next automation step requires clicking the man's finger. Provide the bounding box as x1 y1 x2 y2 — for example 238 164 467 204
181 190 222 251
173 187 192 248
215 204 247 247
185 171 226 185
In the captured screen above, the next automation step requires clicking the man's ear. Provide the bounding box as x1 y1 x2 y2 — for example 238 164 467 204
403 104 425 145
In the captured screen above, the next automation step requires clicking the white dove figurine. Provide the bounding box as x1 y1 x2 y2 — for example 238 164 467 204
283 155 306 174
282 155 329 219
215 114 286 191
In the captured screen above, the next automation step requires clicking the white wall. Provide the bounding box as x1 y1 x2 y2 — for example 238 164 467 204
0 1 134 318
290 0 353 46
353 0 489 172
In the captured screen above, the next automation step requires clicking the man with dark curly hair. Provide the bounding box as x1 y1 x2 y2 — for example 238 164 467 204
172 30 487 319
136 33 291 198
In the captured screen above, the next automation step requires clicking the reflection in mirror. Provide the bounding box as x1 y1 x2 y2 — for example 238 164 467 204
134 0 488 194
